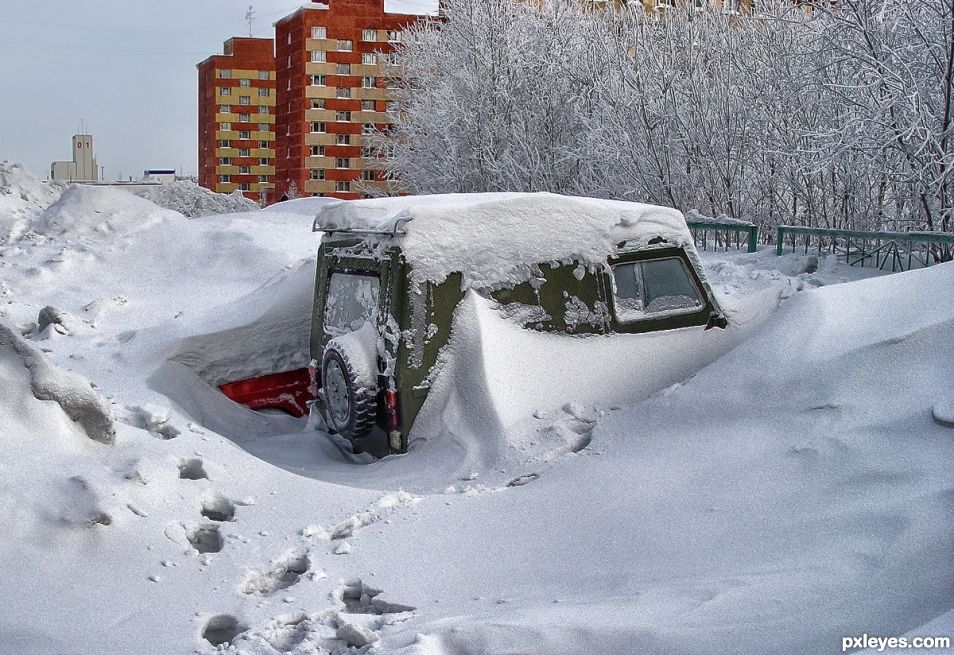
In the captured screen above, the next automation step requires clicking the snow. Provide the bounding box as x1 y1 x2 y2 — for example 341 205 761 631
128 180 259 217
0 165 951 654
314 192 693 289
0 161 63 239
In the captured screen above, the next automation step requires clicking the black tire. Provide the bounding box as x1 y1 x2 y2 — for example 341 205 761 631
321 343 378 443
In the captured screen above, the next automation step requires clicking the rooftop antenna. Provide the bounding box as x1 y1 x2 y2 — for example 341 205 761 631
245 5 255 37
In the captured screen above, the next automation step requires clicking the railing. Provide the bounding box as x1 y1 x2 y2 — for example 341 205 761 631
776 226 954 272
687 220 758 253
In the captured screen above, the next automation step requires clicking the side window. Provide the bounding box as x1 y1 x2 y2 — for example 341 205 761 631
323 272 380 337
611 257 703 322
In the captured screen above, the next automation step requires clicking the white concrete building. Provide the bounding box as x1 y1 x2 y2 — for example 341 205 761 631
51 134 99 182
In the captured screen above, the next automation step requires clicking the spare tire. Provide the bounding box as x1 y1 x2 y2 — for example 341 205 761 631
321 336 378 443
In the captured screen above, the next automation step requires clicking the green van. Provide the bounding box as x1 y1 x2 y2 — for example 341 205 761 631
308 193 726 457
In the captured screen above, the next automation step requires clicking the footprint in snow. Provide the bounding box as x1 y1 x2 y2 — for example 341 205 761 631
241 552 311 596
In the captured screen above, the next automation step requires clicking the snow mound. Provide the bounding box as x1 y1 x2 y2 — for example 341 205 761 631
376 262 954 655
0 319 114 444
262 196 340 216
32 184 181 237
412 286 775 466
128 180 258 217
315 192 692 289
0 161 63 239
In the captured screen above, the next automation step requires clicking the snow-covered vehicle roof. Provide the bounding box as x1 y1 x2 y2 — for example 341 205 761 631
313 192 693 289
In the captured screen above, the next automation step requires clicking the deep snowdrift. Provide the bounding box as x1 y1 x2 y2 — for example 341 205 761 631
0 168 950 655
350 262 954 655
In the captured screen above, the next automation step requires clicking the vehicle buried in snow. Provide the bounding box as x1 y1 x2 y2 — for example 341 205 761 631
306 192 727 457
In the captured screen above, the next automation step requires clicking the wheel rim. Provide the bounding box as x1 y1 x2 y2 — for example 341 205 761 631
325 359 351 426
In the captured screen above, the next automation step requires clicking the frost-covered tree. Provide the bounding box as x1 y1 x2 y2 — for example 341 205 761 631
370 0 954 238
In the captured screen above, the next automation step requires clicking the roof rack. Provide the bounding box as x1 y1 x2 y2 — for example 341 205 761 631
312 215 412 237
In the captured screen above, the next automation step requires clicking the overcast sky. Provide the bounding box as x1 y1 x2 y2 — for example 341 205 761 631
0 0 437 181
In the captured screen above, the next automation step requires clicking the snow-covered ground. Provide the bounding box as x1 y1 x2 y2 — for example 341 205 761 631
0 165 951 654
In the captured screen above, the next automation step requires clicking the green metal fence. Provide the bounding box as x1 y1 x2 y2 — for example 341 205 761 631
776 225 954 272
687 221 759 254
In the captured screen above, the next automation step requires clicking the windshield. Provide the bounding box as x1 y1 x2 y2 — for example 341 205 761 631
611 257 703 322
323 272 380 337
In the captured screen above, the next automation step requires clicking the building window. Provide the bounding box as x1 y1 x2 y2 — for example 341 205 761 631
312 26 327 39
220 87 232 96
312 75 327 86
337 134 351 145
337 87 351 98
387 30 401 43
287 33 292 45
239 96 250 105
363 122 376 134
336 158 349 169
337 40 352 51
311 145 325 156
362 170 376 181
259 106 269 115
219 104 231 113
335 181 351 192
287 55 292 67
336 111 351 122
219 69 231 79
259 157 269 165
312 122 326 133
221 174 231 182
240 79 251 88
238 131 250 139
237 113 249 122
362 100 375 111
311 50 326 63
312 99 325 109
218 139 231 147
239 165 251 174
258 70 270 80
220 157 232 165
221 122 232 131
239 183 250 191
239 148 251 157
362 28 377 42
722 0 739 12
387 101 401 112
336 63 351 75
310 169 325 180
257 122 267 131
258 88 269 97
259 140 269 148
260 175 269 182
362 52 376 65
362 76 375 88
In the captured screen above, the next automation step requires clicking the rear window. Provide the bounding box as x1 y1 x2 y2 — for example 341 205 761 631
323 272 380 336
611 257 703 323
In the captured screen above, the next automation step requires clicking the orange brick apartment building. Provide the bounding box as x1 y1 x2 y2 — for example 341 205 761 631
197 38 277 203
274 0 424 200
198 1 429 203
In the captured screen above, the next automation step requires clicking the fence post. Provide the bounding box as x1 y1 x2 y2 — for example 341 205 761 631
747 225 758 253
776 227 785 256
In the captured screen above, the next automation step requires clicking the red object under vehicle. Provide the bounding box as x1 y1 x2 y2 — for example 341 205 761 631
218 368 315 418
